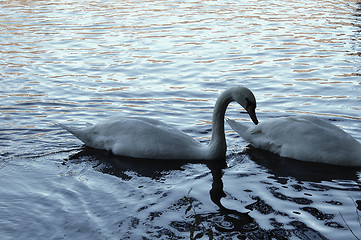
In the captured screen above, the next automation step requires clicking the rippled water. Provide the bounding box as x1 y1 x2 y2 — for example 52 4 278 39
1 0 361 239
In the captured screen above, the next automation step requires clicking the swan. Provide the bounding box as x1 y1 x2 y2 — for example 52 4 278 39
227 115 361 166
58 87 259 160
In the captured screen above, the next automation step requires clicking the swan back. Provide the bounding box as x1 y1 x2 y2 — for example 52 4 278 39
60 118 209 159
228 116 361 166
59 87 259 160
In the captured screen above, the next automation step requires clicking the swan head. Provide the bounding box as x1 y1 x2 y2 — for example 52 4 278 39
232 87 259 125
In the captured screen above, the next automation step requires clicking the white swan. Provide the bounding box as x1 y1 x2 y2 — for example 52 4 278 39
227 115 361 166
59 87 258 160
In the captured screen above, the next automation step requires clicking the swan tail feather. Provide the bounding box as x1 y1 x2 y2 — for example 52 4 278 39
226 118 251 141
57 123 89 144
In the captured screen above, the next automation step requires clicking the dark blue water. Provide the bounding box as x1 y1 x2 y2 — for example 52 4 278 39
1 0 360 239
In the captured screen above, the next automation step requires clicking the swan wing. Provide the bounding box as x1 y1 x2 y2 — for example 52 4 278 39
59 117 205 160
228 116 361 166
226 118 251 141
227 118 282 153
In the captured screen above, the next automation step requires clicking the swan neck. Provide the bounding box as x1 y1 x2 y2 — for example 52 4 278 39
209 89 233 159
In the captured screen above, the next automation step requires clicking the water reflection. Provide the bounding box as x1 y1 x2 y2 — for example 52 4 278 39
65 147 258 234
244 145 361 183
2 0 361 238
206 160 257 234
65 145 361 239
66 146 187 180
230 147 361 239
63 147 352 238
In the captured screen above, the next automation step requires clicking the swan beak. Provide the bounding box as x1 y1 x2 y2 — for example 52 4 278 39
246 105 259 125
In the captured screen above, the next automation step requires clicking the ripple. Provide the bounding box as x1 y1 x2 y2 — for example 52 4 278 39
0 0 361 239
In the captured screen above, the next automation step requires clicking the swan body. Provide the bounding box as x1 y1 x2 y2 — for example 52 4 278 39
59 87 258 160
227 116 361 166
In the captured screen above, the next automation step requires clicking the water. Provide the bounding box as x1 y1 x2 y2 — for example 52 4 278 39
1 0 360 239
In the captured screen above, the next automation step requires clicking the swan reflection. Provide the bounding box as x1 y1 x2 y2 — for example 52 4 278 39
206 160 257 233
244 146 361 183
64 147 257 234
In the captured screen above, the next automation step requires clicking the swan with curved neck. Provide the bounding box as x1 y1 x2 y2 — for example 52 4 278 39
59 87 258 160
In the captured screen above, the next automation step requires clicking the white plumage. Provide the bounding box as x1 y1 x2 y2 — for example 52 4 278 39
59 87 258 160
59 117 204 159
227 115 361 166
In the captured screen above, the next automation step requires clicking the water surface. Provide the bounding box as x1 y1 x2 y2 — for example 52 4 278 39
1 0 360 239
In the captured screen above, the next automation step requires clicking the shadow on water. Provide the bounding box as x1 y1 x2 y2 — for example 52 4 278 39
63 146 361 239
229 146 361 240
205 160 257 235
244 145 361 183
64 146 259 237
65 146 190 180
